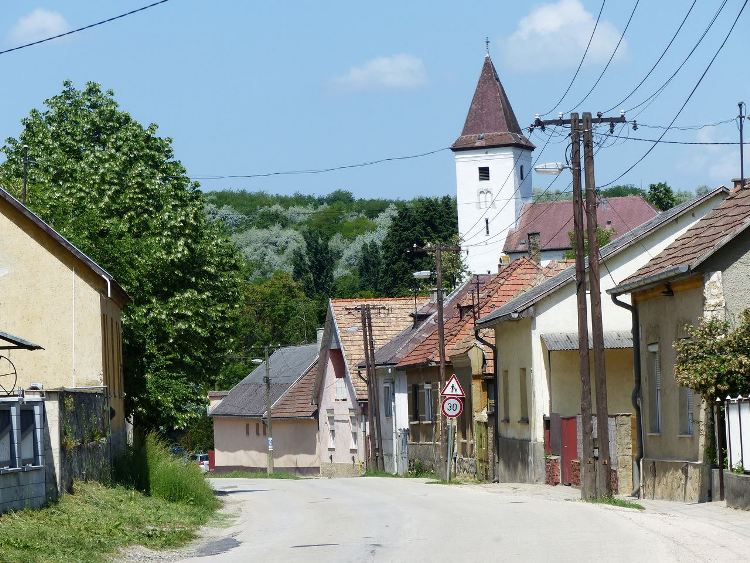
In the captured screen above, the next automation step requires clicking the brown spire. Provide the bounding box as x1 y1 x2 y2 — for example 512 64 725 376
452 55 534 152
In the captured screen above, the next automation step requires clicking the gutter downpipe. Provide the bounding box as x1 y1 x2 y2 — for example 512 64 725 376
611 293 643 497
475 325 499 483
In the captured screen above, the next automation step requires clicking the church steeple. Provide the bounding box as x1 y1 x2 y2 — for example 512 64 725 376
452 55 534 152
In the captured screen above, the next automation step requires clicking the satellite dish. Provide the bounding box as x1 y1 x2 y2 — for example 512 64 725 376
0 356 18 396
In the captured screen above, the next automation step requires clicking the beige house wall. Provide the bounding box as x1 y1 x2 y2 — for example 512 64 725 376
213 416 319 472
547 348 634 417
495 318 533 441
0 199 126 447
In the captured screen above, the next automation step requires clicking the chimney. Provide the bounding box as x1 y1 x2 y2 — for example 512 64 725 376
316 327 325 347
528 232 541 264
732 178 747 192
430 288 439 303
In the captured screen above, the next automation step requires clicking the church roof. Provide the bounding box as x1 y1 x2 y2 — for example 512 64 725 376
452 55 534 152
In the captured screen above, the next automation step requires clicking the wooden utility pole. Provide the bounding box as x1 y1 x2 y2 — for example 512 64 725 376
365 306 385 471
570 113 596 500
583 112 612 496
740 101 746 189
531 111 625 498
264 345 274 475
361 306 377 471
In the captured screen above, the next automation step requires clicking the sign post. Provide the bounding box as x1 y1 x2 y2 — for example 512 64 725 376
441 375 465 483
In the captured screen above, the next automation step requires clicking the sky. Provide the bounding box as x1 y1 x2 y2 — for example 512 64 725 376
0 0 747 200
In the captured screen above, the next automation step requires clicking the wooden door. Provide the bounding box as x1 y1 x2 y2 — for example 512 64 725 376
561 416 577 485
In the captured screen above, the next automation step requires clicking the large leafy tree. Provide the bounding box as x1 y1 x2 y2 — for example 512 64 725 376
292 229 334 298
0 81 244 431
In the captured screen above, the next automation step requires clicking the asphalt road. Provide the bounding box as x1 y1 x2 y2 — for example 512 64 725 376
175 477 750 563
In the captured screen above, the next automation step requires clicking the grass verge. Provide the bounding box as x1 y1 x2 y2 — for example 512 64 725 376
0 481 215 563
210 470 299 480
587 496 645 510
425 479 465 485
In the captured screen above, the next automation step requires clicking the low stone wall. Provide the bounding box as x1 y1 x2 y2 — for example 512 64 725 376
545 456 561 486
725 472 750 510
212 465 320 477
0 468 45 513
641 458 710 502
407 442 439 475
320 462 364 478
496 436 545 483
455 455 476 479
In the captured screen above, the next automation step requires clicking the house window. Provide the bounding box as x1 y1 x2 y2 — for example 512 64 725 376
424 383 434 422
485 218 490 236
246 423 250 436
478 189 493 209
520 165 525 181
350 411 358 450
679 387 694 435
263 422 267 436
502 370 510 421
0 408 12 468
256 422 260 436
487 381 496 415
478 166 490 181
648 343 661 433
328 411 335 449
336 376 347 401
411 384 420 421
20 409 36 466
519 368 529 422
384 384 393 418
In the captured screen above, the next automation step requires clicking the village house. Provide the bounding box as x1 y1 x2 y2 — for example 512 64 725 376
210 343 319 475
0 187 129 512
476 187 729 491
369 258 547 479
314 298 425 477
608 181 750 502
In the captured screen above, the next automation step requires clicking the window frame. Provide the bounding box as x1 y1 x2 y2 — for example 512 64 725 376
424 383 434 422
383 383 393 418
648 343 661 434
478 166 490 181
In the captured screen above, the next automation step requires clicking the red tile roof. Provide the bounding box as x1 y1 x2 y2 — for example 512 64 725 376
504 196 658 255
451 56 534 151
397 258 545 372
271 360 318 418
617 188 750 290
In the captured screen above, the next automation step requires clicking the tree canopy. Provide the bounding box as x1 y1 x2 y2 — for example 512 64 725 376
0 81 244 431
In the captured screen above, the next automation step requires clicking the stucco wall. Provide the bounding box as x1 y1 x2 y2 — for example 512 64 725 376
213 416 319 472
701 226 750 322
547 348 634 417
638 286 705 463
0 199 124 440
495 318 533 441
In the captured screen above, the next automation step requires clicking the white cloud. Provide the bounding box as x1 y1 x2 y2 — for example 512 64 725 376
7 8 70 45
333 54 427 92
687 129 739 183
501 0 626 72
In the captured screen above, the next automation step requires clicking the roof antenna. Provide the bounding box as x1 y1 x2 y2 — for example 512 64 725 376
485 36 490 57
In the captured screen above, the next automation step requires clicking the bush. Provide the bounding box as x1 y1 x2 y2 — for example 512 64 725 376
113 433 218 512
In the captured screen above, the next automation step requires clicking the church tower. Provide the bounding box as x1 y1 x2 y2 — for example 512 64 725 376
452 53 534 274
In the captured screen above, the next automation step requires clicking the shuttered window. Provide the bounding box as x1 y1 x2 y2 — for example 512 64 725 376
648 343 661 433
384 384 393 418
680 387 694 435
478 166 490 181
502 370 510 421
519 368 529 422
424 383 434 422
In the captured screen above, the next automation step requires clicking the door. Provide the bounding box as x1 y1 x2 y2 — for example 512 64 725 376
561 416 577 485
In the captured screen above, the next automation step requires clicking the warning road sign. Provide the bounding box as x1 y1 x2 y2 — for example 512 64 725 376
441 374 465 398
441 397 463 418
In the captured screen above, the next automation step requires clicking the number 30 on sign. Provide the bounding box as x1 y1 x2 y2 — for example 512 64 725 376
441 397 463 418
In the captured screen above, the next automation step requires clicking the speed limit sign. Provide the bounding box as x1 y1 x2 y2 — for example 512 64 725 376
441 397 463 418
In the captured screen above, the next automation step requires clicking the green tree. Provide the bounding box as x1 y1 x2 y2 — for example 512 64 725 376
292 229 334 298
599 184 645 198
647 182 678 211
563 227 616 260
0 81 244 431
380 196 458 295
358 241 383 294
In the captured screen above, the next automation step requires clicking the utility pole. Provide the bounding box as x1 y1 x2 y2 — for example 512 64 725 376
361 306 377 471
531 111 624 498
583 112 612 496
740 102 746 189
22 145 29 205
264 345 274 475
365 307 385 471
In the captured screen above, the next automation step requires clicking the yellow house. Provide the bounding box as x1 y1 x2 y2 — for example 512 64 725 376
0 188 129 452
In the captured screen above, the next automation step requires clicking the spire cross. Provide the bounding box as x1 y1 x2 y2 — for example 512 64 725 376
485 36 490 56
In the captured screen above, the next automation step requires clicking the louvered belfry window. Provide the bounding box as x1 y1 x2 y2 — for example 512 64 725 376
478 166 490 181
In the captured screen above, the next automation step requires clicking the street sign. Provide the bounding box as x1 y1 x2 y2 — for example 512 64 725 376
441 397 463 418
441 374 465 398
267 437 273 451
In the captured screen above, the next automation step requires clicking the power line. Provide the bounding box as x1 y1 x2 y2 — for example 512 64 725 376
601 0 697 113
190 147 449 180
624 0 729 115
635 118 736 131
539 0 607 117
595 133 747 145
565 0 640 113
598 0 748 189
0 0 171 56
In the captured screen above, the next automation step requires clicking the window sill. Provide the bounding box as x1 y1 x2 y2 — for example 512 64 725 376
676 434 694 438
646 432 661 436
501 418 510 423
518 418 529 424
0 465 43 475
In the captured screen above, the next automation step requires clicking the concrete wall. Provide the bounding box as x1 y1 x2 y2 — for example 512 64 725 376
0 468 45 513
0 198 125 452
496 435 545 483
495 318 533 441
375 368 409 475
641 459 710 502
455 146 532 274
547 348 634 417
213 416 319 474
701 226 750 322
725 472 750 510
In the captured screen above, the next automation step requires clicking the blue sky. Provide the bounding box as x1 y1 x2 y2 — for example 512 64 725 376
0 0 747 200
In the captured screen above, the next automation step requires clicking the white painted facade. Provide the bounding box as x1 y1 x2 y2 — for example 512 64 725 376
375 367 409 475
455 146 533 274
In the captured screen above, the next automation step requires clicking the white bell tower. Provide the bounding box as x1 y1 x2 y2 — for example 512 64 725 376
452 53 534 274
